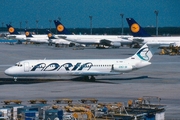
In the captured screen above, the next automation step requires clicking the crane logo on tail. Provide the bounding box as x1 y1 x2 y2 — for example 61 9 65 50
9 27 15 33
48 33 52 38
25 31 30 36
131 23 140 33
57 25 64 32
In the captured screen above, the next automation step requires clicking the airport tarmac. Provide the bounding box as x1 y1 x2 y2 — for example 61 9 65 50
0 43 180 119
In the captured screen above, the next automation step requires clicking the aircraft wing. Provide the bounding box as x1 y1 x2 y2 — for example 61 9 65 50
99 38 132 47
99 39 112 46
57 35 67 39
133 38 144 43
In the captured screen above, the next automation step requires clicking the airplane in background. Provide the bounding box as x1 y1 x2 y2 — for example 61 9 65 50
6 24 51 44
126 18 180 47
6 24 26 42
54 20 134 48
25 30 49 44
47 30 71 47
5 43 159 81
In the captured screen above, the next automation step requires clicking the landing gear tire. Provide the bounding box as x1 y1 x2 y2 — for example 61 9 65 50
90 76 96 81
81 76 96 81
83 76 89 81
13 77 17 81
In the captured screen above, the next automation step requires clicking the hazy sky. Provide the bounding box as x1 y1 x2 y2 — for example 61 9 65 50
1 0 180 28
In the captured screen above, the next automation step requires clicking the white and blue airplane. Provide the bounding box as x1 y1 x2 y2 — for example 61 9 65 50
53 20 134 48
4 43 159 81
47 30 71 47
126 18 180 47
6 24 26 40
24 29 49 44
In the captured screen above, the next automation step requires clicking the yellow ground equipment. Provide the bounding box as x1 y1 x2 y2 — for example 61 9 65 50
2 100 22 105
54 98 73 104
80 98 98 103
159 46 180 55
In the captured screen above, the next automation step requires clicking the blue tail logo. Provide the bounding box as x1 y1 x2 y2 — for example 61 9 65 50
6 24 19 34
24 29 33 37
48 33 53 38
54 20 71 35
9 27 15 34
130 44 159 61
131 23 140 33
57 24 64 32
126 18 151 37
25 31 30 36
137 47 149 61
46 30 56 39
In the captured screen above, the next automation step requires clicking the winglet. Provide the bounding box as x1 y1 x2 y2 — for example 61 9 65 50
54 20 72 35
128 43 159 61
126 18 151 37
6 24 19 34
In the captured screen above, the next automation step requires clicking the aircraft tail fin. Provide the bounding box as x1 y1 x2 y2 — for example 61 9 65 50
6 24 19 34
128 43 159 61
54 20 72 35
126 18 151 37
46 30 56 39
24 29 33 37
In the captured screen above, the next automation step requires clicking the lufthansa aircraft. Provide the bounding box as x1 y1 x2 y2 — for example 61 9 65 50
6 24 26 41
54 20 134 48
126 18 180 46
47 30 71 47
25 30 49 44
5 43 159 81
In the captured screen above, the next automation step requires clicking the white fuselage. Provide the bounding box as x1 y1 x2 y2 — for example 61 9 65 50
26 35 49 43
6 34 26 40
135 36 180 46
6 34 49 43
4 59 150 77
50 38 71 45
56 35 133 46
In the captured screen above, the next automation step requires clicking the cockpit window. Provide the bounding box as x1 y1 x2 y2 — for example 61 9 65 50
15 63 22 67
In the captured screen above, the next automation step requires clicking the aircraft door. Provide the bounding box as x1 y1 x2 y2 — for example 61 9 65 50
24 62 29 72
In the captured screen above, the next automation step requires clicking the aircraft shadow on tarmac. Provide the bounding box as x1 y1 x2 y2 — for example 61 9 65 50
70 75 155 84
0 76 160 85
0 78 61 85
97 76 149 80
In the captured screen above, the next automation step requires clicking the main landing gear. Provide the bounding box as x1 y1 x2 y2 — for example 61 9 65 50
82 76 96 81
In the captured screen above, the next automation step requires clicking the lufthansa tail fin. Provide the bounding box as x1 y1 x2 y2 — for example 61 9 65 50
24 29 33 37
6 24 19 34
54 20 72 35
126 18 151 37
46 30 56 39
128 43 159 62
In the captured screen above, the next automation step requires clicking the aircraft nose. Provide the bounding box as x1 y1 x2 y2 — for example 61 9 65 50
4 68 13 76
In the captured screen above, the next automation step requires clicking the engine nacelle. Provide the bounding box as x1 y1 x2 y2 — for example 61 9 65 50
112 64 133 72
110 42 121 47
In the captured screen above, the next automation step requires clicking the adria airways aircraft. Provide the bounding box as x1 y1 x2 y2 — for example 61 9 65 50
5 43 159 81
